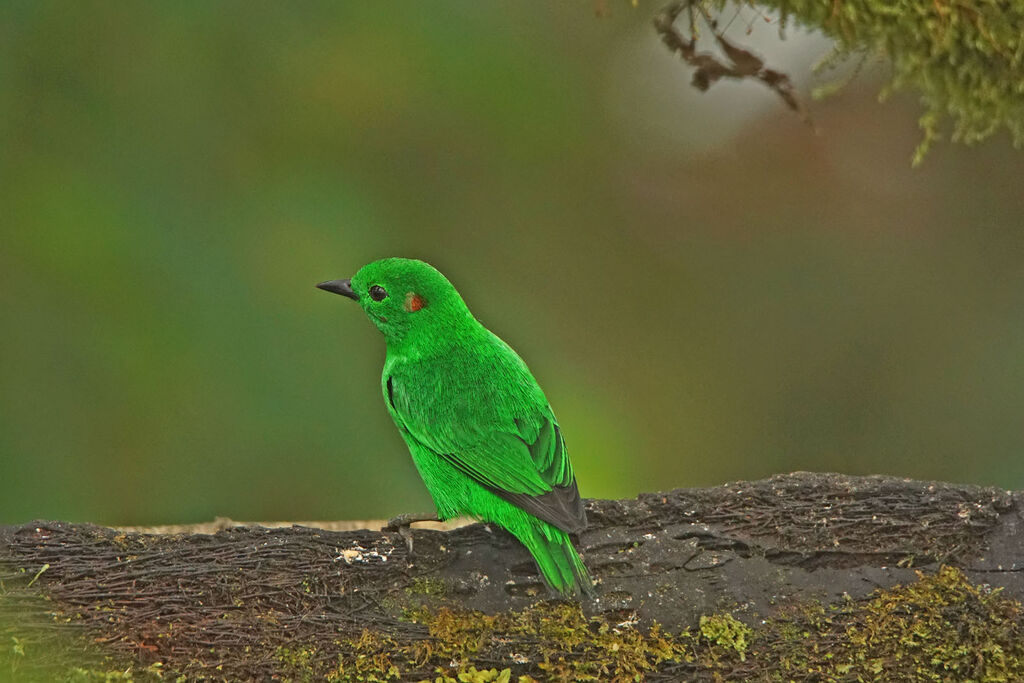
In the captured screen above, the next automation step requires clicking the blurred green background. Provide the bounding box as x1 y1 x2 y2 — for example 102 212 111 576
2 2 1023 526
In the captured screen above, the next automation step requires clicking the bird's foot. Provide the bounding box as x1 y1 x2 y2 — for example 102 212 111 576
382 512 441 555
381 512 441 532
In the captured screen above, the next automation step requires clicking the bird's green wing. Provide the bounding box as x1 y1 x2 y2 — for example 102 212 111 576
385 369 586 533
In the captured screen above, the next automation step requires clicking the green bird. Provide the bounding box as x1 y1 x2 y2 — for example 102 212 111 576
317 257 593 598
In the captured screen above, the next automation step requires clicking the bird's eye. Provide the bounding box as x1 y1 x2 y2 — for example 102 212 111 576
369 285 388 302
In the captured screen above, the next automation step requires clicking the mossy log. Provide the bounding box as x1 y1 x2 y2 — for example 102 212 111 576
2 472 1024 681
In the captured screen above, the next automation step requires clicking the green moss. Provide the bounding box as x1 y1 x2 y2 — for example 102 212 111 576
430 667 514 683
396 567 1023 681
406 576 448 598
276 644 317 682
697 0 1024 163
698 613 753 661
762 566 1024 680
403 602 693 682
329 630 402 682
6 563 1022 681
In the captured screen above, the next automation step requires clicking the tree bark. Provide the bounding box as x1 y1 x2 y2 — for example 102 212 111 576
2 472 1023 681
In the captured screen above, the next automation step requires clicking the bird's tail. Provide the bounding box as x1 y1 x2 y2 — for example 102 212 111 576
515 521 594 598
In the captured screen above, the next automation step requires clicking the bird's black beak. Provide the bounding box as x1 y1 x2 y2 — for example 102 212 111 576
316 278 358 301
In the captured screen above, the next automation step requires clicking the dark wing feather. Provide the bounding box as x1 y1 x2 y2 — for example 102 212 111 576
496 474 586 533
501 419 585 532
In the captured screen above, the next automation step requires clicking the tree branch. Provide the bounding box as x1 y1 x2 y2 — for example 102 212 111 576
2 472 1023 680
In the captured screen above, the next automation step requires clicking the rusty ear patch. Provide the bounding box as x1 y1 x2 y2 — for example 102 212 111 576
404 292 426 312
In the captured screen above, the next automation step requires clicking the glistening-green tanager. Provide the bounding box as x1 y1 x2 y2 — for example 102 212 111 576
318 258 593 597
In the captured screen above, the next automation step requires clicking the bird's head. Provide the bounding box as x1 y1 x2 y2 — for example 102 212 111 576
317 258 472 345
